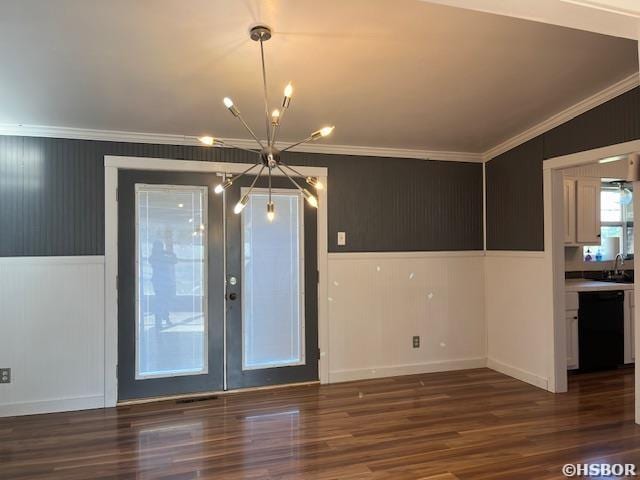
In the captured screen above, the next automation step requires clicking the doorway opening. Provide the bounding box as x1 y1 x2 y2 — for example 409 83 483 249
545 140 639 420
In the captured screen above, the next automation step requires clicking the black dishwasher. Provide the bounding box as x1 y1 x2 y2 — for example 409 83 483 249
578 291 624 371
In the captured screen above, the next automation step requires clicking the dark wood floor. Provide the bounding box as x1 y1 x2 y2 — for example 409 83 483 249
1 368 639 479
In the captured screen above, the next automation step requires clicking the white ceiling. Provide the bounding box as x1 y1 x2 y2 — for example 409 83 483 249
0 0 637 153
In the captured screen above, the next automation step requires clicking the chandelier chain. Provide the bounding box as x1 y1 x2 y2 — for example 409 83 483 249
259 37 272 147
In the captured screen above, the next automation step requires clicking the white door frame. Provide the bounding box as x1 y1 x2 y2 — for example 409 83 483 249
103 155 329 407
544 139 640 422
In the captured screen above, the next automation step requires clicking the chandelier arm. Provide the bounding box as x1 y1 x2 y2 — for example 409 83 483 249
279 162 308 179
217 141 262 156
280 136 313 153
276 165 305 193
234 114 265 149
228 161 262 183
259 37 272 147
271 108 286 146
244 165 266 197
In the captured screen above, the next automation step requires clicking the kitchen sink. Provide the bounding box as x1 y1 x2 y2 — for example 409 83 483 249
601 277 634 284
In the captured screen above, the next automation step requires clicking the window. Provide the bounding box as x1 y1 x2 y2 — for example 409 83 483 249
583 184 633 261
241 190 305 370
135 185 208 379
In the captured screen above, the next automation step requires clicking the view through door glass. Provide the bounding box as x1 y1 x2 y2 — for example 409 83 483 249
242 190 305 370
135 185 208 379
225 176 318 389
118 171 224 400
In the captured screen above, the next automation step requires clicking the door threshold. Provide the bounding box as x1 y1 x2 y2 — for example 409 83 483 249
117 380 320 406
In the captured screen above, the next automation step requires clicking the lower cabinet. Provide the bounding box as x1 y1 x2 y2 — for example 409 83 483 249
566 292 579 370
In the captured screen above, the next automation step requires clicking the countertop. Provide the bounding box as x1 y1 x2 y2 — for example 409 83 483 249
565 279 634 292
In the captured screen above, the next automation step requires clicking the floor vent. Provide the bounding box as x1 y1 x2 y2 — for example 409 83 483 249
176 395 218 404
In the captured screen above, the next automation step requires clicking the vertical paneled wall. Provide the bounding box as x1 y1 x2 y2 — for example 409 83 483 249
328 252 486 381
485 86 640 251
0 136 483 256
485 138 544 251
0 256 105 416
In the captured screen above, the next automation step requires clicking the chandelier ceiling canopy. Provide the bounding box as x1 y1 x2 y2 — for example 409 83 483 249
198 25 334 222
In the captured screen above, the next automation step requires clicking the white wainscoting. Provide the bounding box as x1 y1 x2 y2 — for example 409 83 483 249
0 256 105 417
484 252 552 390
1 251 491 415
327 252 487 382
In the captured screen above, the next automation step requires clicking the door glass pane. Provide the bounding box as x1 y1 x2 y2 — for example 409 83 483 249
136 185 207 379
242 190 304 370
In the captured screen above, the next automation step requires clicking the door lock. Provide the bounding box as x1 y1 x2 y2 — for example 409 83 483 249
228 292 238 301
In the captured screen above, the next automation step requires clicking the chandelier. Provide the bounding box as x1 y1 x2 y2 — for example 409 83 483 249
198 25 333 221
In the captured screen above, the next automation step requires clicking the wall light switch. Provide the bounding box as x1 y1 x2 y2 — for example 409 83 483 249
337 231 346 246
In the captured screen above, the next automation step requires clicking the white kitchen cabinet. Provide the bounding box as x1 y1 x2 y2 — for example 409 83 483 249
566 310 579 370
576 178 601 244
563 178 576 244
566 292 579 370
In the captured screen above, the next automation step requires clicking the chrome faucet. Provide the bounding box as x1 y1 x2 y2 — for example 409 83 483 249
613 253 625 276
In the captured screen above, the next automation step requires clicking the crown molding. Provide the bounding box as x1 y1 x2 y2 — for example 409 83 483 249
0 123 483 163
483 72 640 161
4 70 636 165
279 142 482 162
561 0 640 17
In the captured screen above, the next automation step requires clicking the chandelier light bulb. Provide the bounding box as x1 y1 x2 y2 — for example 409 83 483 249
302 189 318 208
306 176 324 190
214 179 233 194
271 109 280 126
320 126 335 137
233 197 248 215
310 126 334 140
234 195 249 214
267 201 275 222
223 97 239 116
282 83 293 109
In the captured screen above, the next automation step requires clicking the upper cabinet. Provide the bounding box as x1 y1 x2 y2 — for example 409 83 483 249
564 177 601 246
563 178 576 244
576 179 601 244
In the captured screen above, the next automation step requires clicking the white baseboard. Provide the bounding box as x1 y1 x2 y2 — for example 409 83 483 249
0 395 105 418
486 358 549 391
328 357 487 383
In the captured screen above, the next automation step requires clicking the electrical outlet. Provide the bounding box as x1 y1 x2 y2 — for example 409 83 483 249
0 368 10 384
337 231 346 246
412 336 420 348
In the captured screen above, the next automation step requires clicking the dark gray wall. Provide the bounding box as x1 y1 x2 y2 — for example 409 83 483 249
543 88 640 160
0 135 483 256
486 86 640 251
486 137 544 251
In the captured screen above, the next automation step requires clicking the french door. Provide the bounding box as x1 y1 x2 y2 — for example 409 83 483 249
117 170 224 400
225 175 318 389
117 169 317 401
